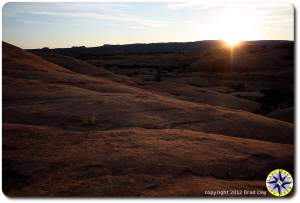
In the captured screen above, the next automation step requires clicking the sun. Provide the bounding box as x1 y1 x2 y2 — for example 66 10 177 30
220 7 257 47
224 38 240 47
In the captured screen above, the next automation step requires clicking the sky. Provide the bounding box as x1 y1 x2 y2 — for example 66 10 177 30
2 1 294 49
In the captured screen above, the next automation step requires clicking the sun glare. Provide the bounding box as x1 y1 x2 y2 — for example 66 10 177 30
224 38 240 47
221 7 257 47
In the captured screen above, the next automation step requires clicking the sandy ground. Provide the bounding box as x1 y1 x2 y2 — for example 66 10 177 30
2 42 294 196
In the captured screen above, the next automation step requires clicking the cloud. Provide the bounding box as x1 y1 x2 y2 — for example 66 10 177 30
165 0 293 11
164 0 293 30
3 2 165 28
17 19 55 25
32 11 165 28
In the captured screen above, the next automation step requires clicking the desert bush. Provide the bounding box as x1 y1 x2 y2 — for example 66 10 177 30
234 82 246 91
132 71 138 77
81 116 97 126
204 50 213 57
226 82 246 91
155 75 161 82
282 53 294 61
257 88 293 113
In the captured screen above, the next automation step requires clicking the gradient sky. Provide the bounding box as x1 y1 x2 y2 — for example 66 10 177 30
2 1 294 49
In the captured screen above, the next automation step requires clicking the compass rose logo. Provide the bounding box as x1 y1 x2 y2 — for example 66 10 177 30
266 169 293 197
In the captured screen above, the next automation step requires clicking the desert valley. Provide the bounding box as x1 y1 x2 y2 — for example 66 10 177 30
2 39 294 196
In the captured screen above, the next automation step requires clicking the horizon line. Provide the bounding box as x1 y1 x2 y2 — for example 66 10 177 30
7 39 293 50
